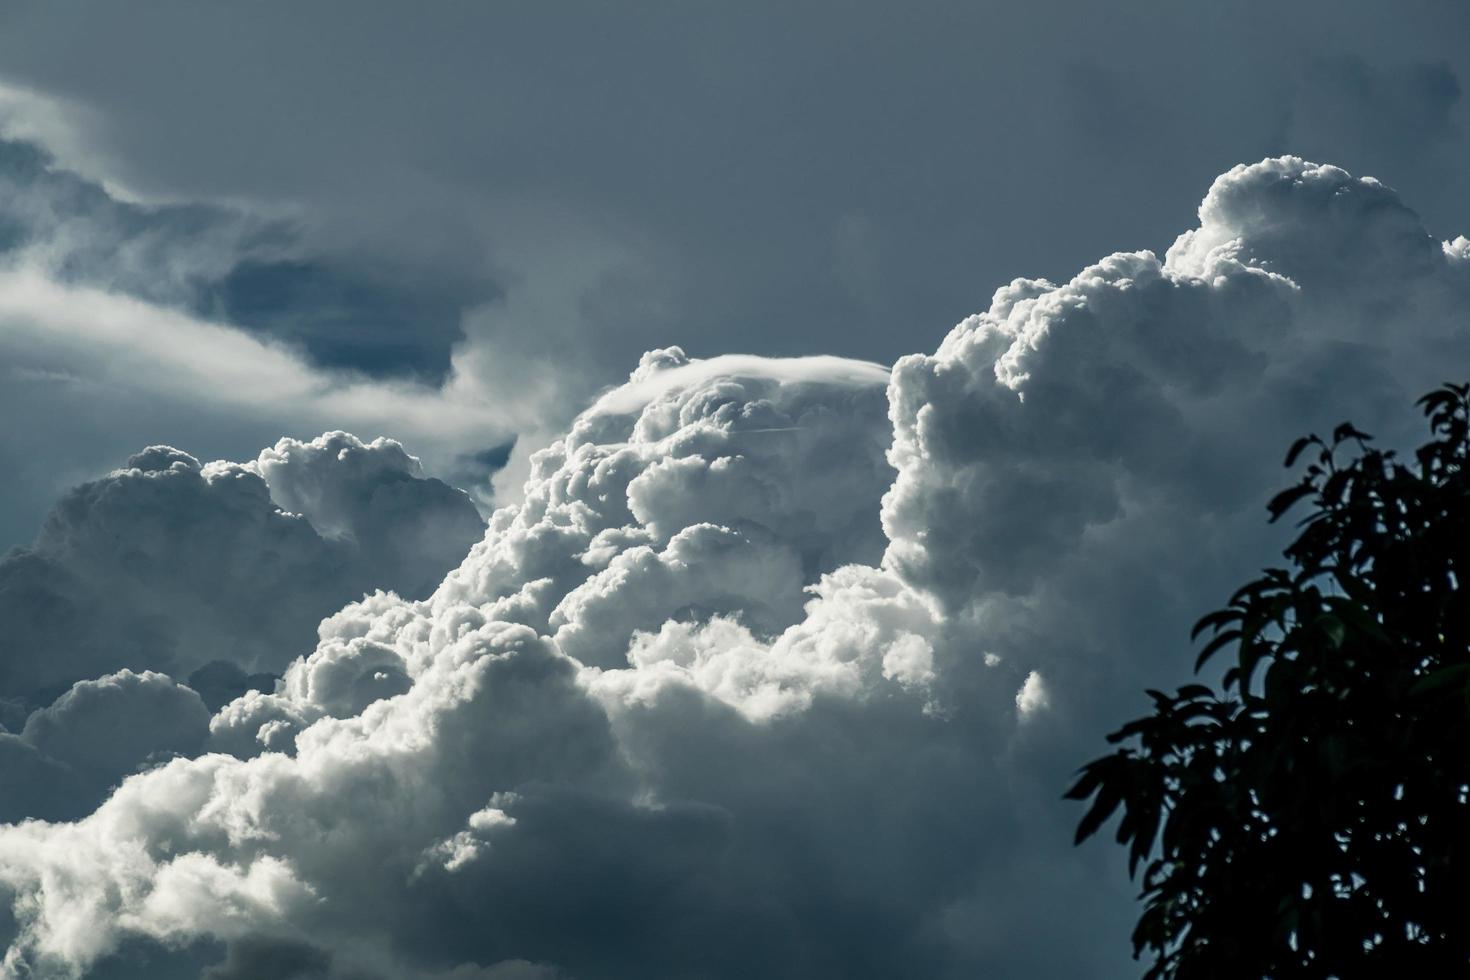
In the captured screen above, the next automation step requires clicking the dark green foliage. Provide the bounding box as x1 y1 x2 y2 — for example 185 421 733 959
1069 384 1470 978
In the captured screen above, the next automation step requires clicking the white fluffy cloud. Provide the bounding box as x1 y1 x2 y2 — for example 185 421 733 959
1 158 1467 979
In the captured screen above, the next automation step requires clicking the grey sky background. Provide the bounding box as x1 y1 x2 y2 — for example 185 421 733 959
1 4 1469 979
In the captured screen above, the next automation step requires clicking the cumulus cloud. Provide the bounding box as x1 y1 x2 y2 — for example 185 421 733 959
0 671 209 823
0 432 483 711
1 158 1467 979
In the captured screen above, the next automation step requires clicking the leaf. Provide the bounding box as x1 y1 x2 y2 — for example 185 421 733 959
1264 660 1293 712
1075 780 1125 845
1194 629 1242 671
1063 763 1105 802
1417 389 1458 416
1284 436 1315 468
1267 484 1316 522
1331 568 1373 604
1236 638 1272 694
1128 805 1161 878
1322 596 1391 645
1191 609 1240 641
1107 718 1159 744
1317 614 1346 649
1409 663 1470 698
1320 468 1353 504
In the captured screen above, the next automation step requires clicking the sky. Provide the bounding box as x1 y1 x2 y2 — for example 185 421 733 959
0 3 1468 978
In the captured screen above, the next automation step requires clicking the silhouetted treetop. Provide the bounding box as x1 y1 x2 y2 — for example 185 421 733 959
1070 383 1470 979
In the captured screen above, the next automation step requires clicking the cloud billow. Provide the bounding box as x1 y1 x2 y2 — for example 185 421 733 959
0 434 484 825
0 670 209 824
0 158 1467 979
0 433 483 705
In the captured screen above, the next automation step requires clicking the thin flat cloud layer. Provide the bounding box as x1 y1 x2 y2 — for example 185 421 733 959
1 159 1468 978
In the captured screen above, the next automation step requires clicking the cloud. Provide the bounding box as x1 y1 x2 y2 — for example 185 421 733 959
255 432 488 597
0 268 516 446
0 158 1467 979
0 433 483 713
0 136 271 306
4 4 1466 544
1014 671 1050 718
0 131 491 381
0 136 514 546
0 260 528 551
0 671 209 823
199 936 332 980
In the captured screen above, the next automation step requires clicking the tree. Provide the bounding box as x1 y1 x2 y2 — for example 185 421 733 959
1069 383 1470 979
